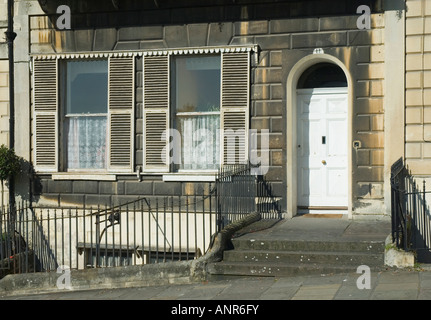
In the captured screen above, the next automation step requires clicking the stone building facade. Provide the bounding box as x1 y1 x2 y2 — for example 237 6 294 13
405 0 431 174
5 0 422 219
0 0 10 205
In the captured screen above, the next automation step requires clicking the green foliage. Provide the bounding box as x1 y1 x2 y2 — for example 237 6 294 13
385 242 397 251
0 144 21 183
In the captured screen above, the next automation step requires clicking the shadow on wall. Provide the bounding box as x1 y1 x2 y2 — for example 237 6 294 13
384 0 406 11
37 0 386 29
15 158 41 205
384 0 406 19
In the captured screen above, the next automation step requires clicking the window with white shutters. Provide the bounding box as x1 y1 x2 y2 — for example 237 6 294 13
142 48 251 173
32 47 252 175
32 54 135 174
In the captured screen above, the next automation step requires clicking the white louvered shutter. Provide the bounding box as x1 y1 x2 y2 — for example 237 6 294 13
108 56 135 172
221 51 250 165
33 59 58 172
143 55 169 172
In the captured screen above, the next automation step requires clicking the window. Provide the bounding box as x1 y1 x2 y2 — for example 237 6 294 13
33 55 134 173
143 49 250 174
297 63 347 89
79 246 138 267
172 55 221 171
90 250 134 267
32 48 250 175
62 60 108 170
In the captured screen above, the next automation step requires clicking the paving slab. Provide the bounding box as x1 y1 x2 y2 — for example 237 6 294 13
371 288 419 300
2 269 431 301
377 271 420 284
213 277 275 300
418 289 431 300
291 283 341 300
420 274 431 289
259 286 299 300
334 284 374 300
270 277 305 288
180 283 230 300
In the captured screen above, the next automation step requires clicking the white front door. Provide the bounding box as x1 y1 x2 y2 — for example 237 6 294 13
297 88 348 211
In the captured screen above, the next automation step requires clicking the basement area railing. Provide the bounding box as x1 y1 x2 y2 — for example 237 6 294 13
0 163 281 277
391 157 431 262
0 194 217 277
216 163 282 229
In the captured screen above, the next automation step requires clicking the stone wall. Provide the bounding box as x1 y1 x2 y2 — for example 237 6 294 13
0 60 9 206
26 2 387 215
0 0 9 204
36 176 214 207
405 0 431 175
0 61 8 149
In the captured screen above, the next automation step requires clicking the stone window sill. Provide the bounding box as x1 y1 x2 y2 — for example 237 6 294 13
162 174 216 182
52 173 117 181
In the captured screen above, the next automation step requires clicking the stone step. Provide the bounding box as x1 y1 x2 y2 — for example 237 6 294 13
222 249 384 266
231 238 385 254
207 237 386 277
207 261 383 278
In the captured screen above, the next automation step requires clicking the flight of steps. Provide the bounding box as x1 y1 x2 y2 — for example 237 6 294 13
207 237 386 277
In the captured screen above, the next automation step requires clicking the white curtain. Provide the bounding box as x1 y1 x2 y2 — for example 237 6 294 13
179 115 220 170
67 116 107 169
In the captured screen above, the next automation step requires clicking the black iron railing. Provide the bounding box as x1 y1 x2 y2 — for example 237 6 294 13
0 163 281 277
0 193 217 277
391 157 408 251
391 157 431 262
216 163 281 229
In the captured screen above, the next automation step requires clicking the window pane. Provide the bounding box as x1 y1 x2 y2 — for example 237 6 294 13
90 251 132 267
66 60 108 114
66 116 107 169
174 56 221 112
178 115 220 170
297 63 347 89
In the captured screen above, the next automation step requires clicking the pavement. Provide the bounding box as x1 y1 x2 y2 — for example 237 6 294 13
2 268 431 301
2 215 431 305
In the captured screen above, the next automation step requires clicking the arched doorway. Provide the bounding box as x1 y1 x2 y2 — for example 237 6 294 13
285 55 352 218
296 63 348 213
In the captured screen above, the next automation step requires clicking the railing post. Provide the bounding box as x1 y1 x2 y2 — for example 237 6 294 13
404 189 408 251
24 202 29 273
178 196 181 261
95 211 100 268
75 207 78 270
216 172 221 233
423 180 428 250
390 175 395 244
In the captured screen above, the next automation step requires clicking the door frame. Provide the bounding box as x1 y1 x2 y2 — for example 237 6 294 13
286 54 353 219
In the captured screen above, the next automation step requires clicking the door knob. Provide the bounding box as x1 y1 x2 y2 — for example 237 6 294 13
322 160 327 165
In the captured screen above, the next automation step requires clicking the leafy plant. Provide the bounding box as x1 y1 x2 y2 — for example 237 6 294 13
0 144 22 207
0 144 21 183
